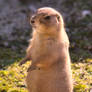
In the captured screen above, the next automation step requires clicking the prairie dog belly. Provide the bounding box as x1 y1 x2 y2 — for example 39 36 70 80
26 61 72 92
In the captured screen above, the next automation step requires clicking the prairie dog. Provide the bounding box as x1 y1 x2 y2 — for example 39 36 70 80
23 7 73 92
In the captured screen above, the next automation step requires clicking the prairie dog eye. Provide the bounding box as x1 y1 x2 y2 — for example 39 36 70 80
44 16 51 20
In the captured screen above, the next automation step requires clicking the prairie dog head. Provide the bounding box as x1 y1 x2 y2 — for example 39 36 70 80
30 7 64 35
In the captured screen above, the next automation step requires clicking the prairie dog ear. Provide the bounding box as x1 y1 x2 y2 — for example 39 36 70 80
56 15 60 22
57 16 60 21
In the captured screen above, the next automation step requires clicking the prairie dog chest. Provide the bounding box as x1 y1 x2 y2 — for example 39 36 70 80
31 37 60 61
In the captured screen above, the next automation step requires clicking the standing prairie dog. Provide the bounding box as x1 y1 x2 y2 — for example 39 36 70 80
21 7 73 92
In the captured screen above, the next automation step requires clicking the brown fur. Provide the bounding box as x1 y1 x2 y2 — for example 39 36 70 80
22 7 73 92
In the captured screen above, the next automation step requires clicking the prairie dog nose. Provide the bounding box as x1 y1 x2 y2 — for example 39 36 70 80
31 15 36 24
31 19 35 24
